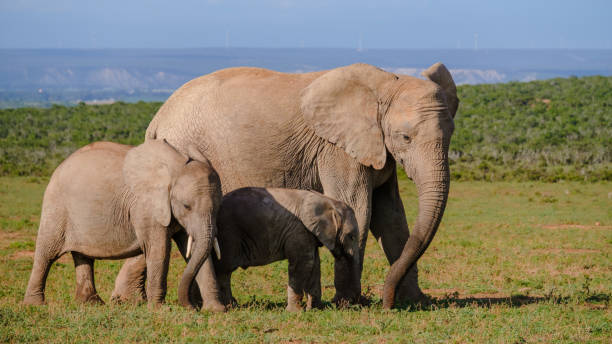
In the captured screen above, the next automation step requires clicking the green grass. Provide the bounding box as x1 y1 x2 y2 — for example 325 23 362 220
1 177 610 342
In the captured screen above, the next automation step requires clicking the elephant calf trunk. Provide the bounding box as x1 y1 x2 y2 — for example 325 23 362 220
178 225 214 309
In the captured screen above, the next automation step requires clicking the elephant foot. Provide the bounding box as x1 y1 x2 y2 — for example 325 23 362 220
332 293 360 308
286 303 303 312
394 281 428 304
110 293 145 305
146 300 166 310
392 265 429 305
306 298 322 310
201 301 226 313
110 285 146 304
220 296 238 310
80 294 105 305
23 294 45 306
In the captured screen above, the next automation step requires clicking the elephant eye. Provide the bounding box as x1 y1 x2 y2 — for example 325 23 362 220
403 135 412 143
183 204 191 211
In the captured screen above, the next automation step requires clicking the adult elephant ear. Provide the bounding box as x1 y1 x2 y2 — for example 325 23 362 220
421 62 459 118
123 140 185 227
300 63 397 170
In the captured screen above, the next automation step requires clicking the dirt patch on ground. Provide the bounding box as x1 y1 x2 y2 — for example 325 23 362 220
8 250 72 263
0 231 27 241
0 231 33 249
541 224 611 230
533 248 601 254
10 250 34 260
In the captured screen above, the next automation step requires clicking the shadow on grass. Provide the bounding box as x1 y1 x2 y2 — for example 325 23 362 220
200 292 610 312
228 297 369 311
392 292 610 311
424 294 550 310
233 294 556 312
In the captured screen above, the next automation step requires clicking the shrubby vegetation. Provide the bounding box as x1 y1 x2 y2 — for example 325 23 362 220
0 101 160 176
1 76 610 180
451 75 611 181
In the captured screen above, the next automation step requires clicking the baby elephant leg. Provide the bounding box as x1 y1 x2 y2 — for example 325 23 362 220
216 271 236 308
144 235 171 306
287 250 319 312
72 252 104 304
305 249 322 310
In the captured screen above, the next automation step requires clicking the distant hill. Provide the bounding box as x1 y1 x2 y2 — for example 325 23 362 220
1 48 612 108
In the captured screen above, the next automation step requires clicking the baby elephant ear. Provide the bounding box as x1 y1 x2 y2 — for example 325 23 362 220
302 195 340 252
123 141 174 227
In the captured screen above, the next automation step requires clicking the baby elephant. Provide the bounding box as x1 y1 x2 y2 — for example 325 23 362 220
209 187 361 311
23 139 222 308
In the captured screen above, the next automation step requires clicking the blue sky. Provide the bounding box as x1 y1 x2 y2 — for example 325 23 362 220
1 0 610 49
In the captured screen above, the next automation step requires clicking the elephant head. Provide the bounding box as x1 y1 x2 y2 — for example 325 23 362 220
123 139 222 308
301 193 361 304
301 62 458 308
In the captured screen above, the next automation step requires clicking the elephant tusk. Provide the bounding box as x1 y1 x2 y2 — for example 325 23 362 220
213 237 221 260
186 235 193 259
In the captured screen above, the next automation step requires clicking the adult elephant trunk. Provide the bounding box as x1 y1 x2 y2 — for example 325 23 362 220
382 146 450 309
178 218 214 309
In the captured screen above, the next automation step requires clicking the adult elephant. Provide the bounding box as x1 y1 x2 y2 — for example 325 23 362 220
115 62 458 309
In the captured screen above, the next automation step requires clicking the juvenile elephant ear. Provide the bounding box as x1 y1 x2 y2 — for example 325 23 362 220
300 63 397 170
421 62 459 118
123 140 183 227
301 194 341 252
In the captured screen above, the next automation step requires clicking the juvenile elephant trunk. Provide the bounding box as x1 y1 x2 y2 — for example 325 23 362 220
382 150 450 309
178 219 214 308
333 255 362 305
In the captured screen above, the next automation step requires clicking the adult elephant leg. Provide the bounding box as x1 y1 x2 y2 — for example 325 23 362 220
73 252 104 304
370 170 425 303
318 155 371 304
111 255 147 303
173 230 225 312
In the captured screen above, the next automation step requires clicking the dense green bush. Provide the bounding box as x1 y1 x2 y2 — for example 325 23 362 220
0 101 161 176
0 76 610 180
451 75 611 181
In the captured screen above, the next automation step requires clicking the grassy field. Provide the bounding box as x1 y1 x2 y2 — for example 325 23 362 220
0 177 610 342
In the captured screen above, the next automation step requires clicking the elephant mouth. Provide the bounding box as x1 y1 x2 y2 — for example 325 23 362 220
186 235 221 260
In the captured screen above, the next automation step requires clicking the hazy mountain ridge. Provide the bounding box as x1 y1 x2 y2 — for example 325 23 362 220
1 48 611 107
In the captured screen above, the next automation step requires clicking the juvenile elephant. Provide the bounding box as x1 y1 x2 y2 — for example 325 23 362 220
208 187 360 312
116 62 458 309
23 140 222 309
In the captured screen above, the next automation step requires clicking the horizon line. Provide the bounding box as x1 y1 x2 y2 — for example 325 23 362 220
2 47 612 51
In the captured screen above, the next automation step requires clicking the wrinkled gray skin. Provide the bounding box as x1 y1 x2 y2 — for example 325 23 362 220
115 62 458 309
210 187 360 312
22 140 222 309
